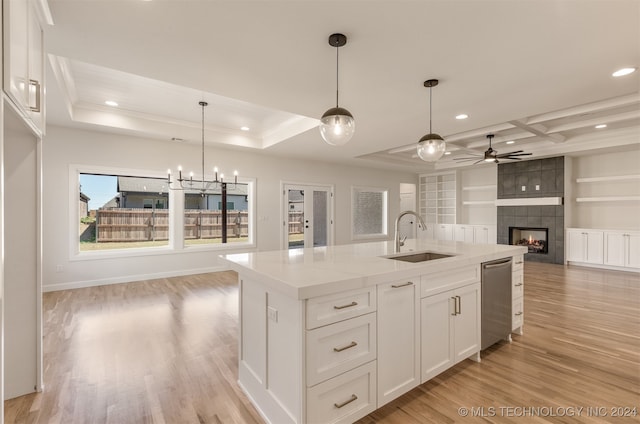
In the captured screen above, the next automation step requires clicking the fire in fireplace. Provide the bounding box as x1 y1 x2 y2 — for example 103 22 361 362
509 227 548 254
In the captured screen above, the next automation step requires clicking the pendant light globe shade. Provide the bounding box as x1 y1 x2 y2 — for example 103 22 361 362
417 133 446 162
320 107 355 146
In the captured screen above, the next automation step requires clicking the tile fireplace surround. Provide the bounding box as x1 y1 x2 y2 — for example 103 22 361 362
497 157 564 264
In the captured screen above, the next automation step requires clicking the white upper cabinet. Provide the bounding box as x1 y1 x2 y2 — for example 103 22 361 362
3 0 50 136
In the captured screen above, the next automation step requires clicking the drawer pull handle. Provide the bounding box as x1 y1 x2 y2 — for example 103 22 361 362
333 341 357 352
391 281 413 288
515 261 523 264
333 301 358 310
515 311 523 316
514 283 523 287
334 394 358 409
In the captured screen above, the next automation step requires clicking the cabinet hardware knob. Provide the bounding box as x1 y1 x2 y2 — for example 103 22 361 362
333 301 358 310
515 311 523 316
391 281 413 288
333 341 358 352
334 394 358 409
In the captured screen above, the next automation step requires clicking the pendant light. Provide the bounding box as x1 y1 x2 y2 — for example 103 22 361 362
417 79 446 162
319 33 355 146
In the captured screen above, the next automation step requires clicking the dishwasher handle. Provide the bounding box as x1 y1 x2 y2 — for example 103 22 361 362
482 258 512 269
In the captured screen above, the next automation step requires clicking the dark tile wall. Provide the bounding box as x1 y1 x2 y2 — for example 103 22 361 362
496 157 565 264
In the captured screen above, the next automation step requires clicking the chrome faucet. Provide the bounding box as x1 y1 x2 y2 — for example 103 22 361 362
394 210 427 253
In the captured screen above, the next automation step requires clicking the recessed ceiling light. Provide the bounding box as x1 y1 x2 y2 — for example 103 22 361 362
595 124 607 129
455 114 468 120
506 140 515 145
240 126 250 131
612 67 637 77
444 151 451 155
105 100 118 107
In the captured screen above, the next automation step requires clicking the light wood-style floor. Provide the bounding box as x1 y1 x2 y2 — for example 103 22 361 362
5 263 640 423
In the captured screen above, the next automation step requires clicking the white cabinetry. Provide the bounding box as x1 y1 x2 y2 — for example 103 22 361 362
454 225 475 243
435 223 454 241
511 255 524 335
451 224 496 244
566 229 603 264
376 278 420 406
419 265 481 383
3 0 48 135
604 231 640 269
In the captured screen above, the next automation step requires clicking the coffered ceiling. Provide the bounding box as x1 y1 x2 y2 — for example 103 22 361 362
45 0 640 172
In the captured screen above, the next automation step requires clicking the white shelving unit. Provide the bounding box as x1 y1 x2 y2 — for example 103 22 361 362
575 174 640 202
419 172 456 225
461 185 496 207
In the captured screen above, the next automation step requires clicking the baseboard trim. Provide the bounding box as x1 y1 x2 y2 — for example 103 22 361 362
43 265 231 292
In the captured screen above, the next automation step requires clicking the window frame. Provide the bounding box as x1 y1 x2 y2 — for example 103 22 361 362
350 185 389 241
69 165 256 261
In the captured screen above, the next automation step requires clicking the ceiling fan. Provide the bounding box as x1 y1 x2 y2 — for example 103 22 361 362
453 134 532 164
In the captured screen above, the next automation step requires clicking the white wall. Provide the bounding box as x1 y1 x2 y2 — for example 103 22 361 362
569 149 640 230
42 126 417 291
458 165 497 225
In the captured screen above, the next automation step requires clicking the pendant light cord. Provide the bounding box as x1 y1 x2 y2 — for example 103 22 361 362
429 86 433 133
201 102 205 189
335 43 340 108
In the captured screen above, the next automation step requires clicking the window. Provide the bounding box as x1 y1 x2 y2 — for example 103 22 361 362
351 186 388 240
78 173 170 251
184 182 251 247
72 166 256 257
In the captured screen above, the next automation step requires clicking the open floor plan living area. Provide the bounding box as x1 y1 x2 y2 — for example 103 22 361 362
1 1 638 423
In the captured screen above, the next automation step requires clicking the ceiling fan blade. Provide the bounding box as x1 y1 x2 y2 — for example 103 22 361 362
496 152 532 158
473 159 486 165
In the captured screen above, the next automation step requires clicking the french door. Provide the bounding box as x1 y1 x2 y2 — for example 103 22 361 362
283 184 333 249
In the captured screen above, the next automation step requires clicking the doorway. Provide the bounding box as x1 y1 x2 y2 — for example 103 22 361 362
283 184 333 249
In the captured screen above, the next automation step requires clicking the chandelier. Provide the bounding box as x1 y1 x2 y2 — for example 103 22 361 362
167 101 238 194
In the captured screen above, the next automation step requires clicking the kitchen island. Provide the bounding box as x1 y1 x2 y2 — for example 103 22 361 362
220 239 526 424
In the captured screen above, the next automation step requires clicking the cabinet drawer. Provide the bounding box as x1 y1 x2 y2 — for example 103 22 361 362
306 312 376 386
420 264 480 298
512 255 524 272
512 271 524 298
306 286 376 330
512 297 524 330
307 361 377 424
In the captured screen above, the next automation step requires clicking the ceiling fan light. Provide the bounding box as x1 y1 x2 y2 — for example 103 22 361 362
319 107 355 146
417 133 446 162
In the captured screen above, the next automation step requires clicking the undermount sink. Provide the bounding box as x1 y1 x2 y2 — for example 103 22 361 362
385 251 454 263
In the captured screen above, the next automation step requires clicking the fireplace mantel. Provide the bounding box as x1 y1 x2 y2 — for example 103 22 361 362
495 197 563 206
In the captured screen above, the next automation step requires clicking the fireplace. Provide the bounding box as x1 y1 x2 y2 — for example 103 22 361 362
509 227 548 254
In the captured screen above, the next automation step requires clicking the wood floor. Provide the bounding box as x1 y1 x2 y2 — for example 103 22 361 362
5 263 639 423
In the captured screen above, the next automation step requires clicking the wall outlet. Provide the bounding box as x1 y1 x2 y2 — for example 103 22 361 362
267 306 278 322
535 185 540 191
521 186 526 191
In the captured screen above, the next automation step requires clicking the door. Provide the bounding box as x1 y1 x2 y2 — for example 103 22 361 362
399 184 416 239
283 184 333 249
377 278 420 406
420 291 454 383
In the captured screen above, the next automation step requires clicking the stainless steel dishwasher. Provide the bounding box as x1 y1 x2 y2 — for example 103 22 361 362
481 257 512 350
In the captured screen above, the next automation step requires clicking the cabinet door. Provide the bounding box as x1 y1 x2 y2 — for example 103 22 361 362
453 284 480 363
474 226 489 244
28 2 44 130
566 230 585 262
454 226 474 243
436 224 453 241
604 232 626 267
420 291 454 383
626 233 640 268
4 0 29 108
377 278 420 406
585 231 604 264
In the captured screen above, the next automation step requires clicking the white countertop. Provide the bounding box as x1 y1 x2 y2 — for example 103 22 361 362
219 239 527 300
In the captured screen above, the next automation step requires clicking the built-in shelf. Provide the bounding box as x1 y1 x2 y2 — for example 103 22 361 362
462 201 495 206
495 197 563 206
462 185 497 191
576 196 640 202
576 175 640 183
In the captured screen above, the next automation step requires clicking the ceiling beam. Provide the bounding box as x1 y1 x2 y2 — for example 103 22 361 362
508 120 567 143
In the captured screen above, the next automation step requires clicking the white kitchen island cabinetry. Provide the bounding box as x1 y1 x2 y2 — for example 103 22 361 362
222 240 526 424
376 277 420 406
